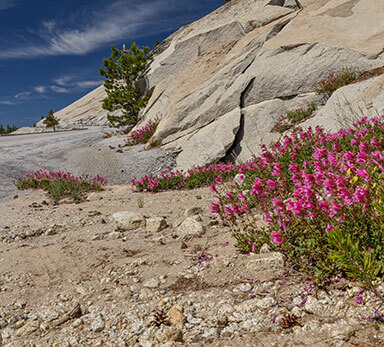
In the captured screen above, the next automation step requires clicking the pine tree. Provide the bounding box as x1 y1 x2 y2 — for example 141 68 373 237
99 43 151 128
43 109 59 131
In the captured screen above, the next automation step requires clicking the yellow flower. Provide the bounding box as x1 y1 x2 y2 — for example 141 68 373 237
350 176 358 185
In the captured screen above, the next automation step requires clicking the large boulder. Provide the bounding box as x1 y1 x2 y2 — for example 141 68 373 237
140 0 384 169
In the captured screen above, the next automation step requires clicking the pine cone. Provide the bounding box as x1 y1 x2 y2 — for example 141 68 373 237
150 309 170 327
280 313 299 329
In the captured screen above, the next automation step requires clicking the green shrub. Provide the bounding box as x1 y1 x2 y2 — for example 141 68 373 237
286 104 316 123
272 104 317 133
315 68 359 95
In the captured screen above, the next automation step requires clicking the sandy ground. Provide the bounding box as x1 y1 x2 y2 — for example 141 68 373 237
0 185 383 345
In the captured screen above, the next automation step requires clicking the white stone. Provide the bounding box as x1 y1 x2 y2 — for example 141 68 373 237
256 297 277 309
177 218 205 239
111 211 145 231
143 278 160 289
90 314 105 332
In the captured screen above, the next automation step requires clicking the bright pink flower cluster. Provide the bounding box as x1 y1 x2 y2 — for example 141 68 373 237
132 161 261 192
211 114 384 255
13 169 108 191
125 115 161 146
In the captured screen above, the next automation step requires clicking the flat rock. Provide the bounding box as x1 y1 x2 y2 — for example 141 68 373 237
143 278 160 289
174 108 241 170
302 75 384 132
161 327 183 343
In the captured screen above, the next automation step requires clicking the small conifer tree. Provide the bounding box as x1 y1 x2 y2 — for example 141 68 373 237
43 109 59 131
99 43 151 128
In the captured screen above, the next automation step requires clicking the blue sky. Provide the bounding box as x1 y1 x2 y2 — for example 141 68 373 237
0 0 224 127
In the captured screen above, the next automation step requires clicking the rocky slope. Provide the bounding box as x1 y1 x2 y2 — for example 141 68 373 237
28 0 384 169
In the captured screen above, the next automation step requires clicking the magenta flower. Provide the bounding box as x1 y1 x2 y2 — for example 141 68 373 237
271 230 283 244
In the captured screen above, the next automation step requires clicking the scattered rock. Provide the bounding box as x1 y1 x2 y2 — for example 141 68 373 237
259 243 272 254
146 217 167 233
184 207 203 217
246 252 285 280
177 218 205 239
143 278 160 289
86 192 103 202
15 319 39 337
111 211 145 231
90 314 105 332
161 327 183 343
168 306 186 326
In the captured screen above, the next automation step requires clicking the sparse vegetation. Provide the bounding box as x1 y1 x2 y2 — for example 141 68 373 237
286 104 317 123
0 124 18 134
272 104 317 133
315 68 360 95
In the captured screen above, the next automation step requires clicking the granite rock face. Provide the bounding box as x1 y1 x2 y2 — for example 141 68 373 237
35 0 384 169
141 0 384 170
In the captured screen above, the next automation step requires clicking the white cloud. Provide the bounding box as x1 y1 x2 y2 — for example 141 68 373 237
0 0 17 10
50 85 71 93
53 75 73 86
0 0 170 59
75 80 103 88
14 91 31 99
0 99 16 105
3 74 102 104
34 86 46 93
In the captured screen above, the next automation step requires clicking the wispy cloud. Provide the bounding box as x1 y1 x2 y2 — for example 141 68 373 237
0 0 17 10
0 0 178 59
50 85 71 94
51 73 102 91
75 80 103 88
0 99 16 105
14 91 31 99
1 73 103 105
34 86 46 93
